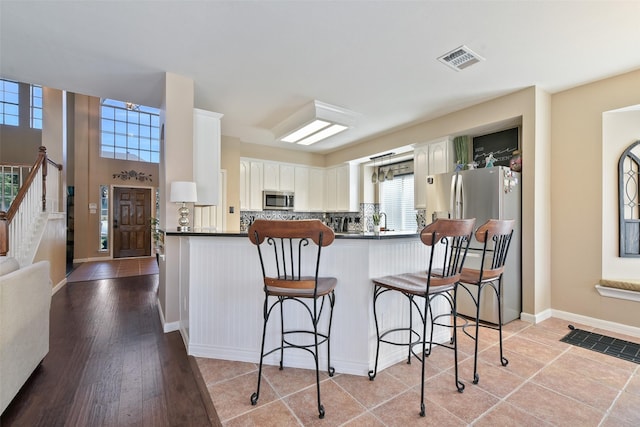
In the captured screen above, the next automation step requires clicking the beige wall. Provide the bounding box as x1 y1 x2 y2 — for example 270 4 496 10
325 87 551 320
239 141 326 167
222 136 241 231
159 72 195 325
603 109 640 279
551 69 640 328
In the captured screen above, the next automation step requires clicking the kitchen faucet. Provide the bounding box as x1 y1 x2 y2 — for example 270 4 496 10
379 212 387 231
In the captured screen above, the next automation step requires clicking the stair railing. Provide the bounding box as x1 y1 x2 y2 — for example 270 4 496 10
0 146 62 260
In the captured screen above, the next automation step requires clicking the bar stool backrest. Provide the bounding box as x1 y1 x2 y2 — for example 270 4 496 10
248 219 335 291
420 218 475 285
474 219 515 281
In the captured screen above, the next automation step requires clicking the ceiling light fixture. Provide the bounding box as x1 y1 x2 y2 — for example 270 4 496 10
273 100 359 146
370 152 395 184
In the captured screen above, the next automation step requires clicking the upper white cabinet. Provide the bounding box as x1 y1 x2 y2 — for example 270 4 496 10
294 166 310 211
263 161 295 192
326 163 359 212
428 138 452 176
414 145 429 209
263 162 280 191
308 167 325 212
413 138 454 208
240 159 264 210
249 161 264 210
240 160 250 210
279 164 295 192
193 109 223 206
241 159 355 212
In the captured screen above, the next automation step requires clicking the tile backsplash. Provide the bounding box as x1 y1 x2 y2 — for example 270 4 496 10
240 205 428 233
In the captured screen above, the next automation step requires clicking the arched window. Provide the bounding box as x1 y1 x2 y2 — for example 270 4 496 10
619 140 640 257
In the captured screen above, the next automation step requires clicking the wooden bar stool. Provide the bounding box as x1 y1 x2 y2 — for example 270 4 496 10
248 219 337 419
368 218 475 417
458 219 515 385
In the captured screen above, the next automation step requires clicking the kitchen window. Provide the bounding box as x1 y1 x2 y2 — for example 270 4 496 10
379 173 417 231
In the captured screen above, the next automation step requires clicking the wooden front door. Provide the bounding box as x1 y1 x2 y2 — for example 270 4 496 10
113 187 151 258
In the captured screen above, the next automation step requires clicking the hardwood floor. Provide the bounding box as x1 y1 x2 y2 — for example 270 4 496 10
1 273 215 426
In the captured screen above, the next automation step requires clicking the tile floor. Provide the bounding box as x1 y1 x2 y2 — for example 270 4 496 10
196 317 640 426
67 257 159 282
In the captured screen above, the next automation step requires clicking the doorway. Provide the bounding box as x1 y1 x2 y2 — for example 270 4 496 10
113 187 151 258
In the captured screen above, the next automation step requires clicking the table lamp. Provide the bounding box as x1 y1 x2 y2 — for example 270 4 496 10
170 181 198 232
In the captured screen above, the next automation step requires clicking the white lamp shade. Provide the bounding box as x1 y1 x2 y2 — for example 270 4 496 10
170 181 198 203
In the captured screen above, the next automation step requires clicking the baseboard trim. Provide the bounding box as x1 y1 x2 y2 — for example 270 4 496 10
156 298 179 333
52 277 67 295
520 309 552 325
551 309 640 339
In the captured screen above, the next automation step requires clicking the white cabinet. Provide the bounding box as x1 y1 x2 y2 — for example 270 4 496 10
263 162 280 191
325 163 359 212
279 164 295 192
263 162 295 192
324 167 337 212
240 160 264 211
240 160 250 210
413 144 429 209
414 138 454 209
249 162 264 210
428 139 452 176
308 168 325 212
294 166 310 211
193 109 223 206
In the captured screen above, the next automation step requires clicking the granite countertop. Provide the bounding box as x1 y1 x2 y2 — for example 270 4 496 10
166 230 420 239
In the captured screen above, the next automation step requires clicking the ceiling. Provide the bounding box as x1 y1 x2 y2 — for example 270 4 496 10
2 1 639 154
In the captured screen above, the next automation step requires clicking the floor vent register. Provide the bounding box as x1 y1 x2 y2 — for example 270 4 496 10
560 325 640 364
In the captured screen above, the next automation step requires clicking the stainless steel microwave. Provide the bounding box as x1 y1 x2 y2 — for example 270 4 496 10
263 190 295 210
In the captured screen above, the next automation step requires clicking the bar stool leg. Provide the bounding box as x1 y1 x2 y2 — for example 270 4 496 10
251 297 271 405
326 292 336 376
368 285 382 381
472 285 482 384
496 278 509 367
313 301 325 419
419 297 429 417
279 297 285 370
452 286 464 392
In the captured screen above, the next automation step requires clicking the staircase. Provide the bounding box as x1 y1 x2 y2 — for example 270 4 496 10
0 146 62 266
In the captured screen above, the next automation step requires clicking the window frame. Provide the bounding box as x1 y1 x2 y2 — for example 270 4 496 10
379 170 417 232
0 79 20 127
100 99 160 164
619 139 640 257
30 84 42 129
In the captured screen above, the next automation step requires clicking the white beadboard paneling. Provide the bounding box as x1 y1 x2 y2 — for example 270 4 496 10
180 235 453 376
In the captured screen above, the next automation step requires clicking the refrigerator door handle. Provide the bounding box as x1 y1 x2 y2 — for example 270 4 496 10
456 173 464 219
449 173 457 219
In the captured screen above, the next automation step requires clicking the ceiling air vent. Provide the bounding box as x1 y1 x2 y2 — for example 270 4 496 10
437 45 485 71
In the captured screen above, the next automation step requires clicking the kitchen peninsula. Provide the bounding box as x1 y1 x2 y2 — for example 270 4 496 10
167 230 450 376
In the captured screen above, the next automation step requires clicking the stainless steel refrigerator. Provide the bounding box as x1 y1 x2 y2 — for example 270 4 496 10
425 166 521 324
